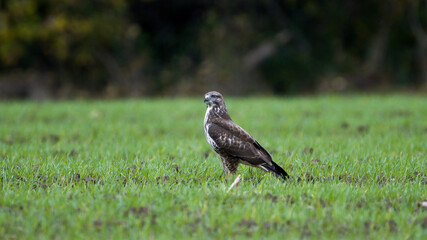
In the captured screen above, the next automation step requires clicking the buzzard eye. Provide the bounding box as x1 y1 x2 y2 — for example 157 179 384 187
212 95 220 98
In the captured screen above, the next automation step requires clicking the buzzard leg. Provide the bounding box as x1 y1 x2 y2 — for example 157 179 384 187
220 157 239 179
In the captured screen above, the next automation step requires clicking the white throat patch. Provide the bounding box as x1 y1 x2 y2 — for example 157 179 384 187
204 106 218 150
204 105 213 126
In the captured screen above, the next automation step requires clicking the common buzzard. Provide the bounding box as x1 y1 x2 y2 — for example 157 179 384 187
203 91 289 180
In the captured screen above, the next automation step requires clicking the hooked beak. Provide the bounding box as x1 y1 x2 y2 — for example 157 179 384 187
204 96 209 103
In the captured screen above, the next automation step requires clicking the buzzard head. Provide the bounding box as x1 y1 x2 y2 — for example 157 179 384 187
204 91 224 107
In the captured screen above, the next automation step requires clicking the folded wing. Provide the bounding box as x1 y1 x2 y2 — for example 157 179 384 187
208 121 273 166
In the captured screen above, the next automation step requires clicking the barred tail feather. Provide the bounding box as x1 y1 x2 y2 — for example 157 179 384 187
260 161 289 180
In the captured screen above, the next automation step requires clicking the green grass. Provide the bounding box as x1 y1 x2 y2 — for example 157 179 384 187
1 95 426 239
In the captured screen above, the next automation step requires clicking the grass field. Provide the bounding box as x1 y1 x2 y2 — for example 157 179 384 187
0 95 426 239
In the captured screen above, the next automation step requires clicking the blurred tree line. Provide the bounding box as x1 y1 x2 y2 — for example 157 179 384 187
0 0 426 98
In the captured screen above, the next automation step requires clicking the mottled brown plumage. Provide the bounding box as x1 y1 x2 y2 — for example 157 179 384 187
203 91 289 180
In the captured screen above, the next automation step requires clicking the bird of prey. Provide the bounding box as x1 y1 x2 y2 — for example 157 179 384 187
203 91 289 180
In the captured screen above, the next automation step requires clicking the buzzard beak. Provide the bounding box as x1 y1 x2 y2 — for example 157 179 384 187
204 97 209 103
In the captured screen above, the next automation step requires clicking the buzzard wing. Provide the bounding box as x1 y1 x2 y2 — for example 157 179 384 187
208 120 273 166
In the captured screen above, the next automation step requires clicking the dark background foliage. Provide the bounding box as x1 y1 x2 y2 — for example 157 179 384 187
0 0 426 99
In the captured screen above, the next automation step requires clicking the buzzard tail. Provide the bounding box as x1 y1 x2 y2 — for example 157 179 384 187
260 161 289 180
